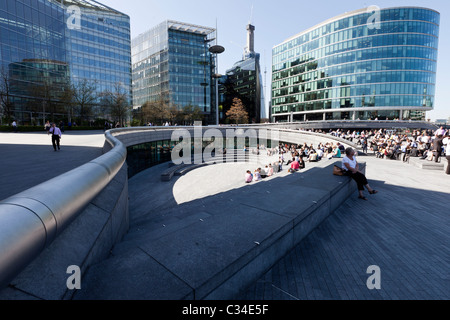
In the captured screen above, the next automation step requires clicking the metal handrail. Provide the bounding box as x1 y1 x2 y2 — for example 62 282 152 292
0 130 126 288
0 125 357 289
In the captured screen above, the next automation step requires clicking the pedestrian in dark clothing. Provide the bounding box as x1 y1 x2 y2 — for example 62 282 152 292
361 137 368 154
48 123 62 151
432 135 443 163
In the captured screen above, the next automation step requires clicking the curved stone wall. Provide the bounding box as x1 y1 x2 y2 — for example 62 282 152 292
0 131 128 298
0 125 357 299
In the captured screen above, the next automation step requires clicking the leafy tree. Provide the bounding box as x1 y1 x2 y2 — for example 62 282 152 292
226 97 249 124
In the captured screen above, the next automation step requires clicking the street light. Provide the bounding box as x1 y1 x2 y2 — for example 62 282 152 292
209 44 225 125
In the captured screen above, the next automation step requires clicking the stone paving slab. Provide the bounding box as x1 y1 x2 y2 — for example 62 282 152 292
0 131 105 200
235 156 450 300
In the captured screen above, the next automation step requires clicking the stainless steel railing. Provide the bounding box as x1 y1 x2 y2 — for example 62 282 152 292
0 125 357 289
0 130 126 288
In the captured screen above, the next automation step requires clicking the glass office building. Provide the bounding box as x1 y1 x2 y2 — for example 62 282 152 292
271 7 439 121
0 0 131 125
219 24 265 123
131 20 216 123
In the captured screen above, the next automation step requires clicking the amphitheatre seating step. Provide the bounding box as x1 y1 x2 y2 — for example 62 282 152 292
73 160 364 300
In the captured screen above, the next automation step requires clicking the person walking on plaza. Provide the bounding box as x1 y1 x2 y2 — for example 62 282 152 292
48 123 62 151
432 135 443 163
443 133 450 175
12 120 18 132
361 136 368 154
342 147 378 200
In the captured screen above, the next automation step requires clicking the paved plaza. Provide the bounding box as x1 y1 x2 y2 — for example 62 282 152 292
0 131 449 300
236 155 450 300
0 131 105 200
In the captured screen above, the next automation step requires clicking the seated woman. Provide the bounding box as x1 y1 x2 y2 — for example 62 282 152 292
267 164 274 177
245 170 253 183
342 147 378 201
298 156 305 169
307 150 318 162
417 142 426 157
332 145 342 158
254 168 262 181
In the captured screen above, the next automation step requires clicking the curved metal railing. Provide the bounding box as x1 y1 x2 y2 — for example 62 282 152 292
0 125 357 289
0 130 126 288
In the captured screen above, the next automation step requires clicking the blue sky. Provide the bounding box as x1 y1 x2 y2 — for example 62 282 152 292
100 0 449 121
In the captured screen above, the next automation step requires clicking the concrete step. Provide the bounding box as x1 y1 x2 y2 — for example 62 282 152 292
409 157 445 170
73 160 361 300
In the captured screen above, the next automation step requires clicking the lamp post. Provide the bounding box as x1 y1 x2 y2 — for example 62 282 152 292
209 44 224 125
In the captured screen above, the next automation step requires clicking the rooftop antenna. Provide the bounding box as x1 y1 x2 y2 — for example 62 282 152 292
249 4 254 24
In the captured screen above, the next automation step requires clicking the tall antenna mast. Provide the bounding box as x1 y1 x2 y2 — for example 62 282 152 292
264 50 267 119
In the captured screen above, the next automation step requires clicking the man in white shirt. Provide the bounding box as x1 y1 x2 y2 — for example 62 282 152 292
435 126 446 137
316 148 324 160
48 123 62 151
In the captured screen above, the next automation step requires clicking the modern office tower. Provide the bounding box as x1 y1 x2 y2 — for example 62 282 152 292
0 0 132 125
271 7 439 122
131 20 216 124
219 24 265 123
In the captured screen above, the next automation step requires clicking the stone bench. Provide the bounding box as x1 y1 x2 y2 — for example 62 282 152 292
174 163 208 176
161 164 188 181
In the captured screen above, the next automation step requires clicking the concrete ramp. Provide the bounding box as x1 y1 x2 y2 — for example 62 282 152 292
74 160 363 300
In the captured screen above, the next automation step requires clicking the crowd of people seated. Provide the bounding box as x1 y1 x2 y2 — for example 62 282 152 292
367 127 449 163
245 140 345 183
244 126 449 180
298 126 448 164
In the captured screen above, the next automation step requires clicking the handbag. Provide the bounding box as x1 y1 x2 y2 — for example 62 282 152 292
333 165 344 176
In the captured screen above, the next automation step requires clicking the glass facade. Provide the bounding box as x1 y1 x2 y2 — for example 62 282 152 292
131 20 216 123
218 24 265 123
271 7 440 121
220 54 263 123
67 0 132 98
0 0 131 124
127 136 275 178
127 139 176 178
